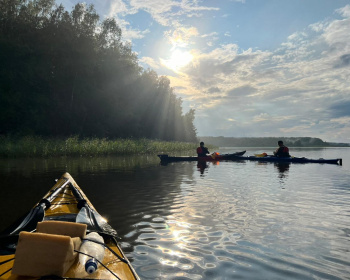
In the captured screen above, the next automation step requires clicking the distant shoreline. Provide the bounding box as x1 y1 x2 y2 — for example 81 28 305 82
217 146 350 148
199 136 350 148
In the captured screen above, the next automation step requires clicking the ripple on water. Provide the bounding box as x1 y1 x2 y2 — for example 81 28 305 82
128 159 350 279
1 151 349 280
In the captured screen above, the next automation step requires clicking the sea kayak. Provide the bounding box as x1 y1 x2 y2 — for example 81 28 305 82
231 155 342 165
158 150 246 163
0 172 139 280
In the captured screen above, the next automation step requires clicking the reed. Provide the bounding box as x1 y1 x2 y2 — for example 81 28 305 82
0 136 199 158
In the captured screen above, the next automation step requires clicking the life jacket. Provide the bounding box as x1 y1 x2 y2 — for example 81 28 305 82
197 147 203 155
277 146 290 157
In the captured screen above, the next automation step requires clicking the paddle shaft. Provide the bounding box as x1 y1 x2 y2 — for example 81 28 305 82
39 178 71 209
68 182 87 209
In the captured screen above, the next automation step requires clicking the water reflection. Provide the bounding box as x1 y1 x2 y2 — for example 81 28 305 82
274 162 290 179
197 161 209 175
0 155 162 233
1 150 350 280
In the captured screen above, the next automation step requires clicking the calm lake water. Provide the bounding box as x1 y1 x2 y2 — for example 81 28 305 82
1 147 350 279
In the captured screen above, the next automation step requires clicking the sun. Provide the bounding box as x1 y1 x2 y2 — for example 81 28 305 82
163 49 193 72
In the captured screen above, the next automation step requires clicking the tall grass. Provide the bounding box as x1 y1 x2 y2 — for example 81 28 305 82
0 136 200 158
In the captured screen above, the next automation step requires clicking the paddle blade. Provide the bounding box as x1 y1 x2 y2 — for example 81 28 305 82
8 206 45 236
76 207 117 237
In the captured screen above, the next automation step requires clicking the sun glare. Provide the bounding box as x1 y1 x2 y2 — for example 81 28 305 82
163 49 193 72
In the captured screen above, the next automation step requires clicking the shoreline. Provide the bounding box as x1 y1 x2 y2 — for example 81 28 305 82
0 136 199 158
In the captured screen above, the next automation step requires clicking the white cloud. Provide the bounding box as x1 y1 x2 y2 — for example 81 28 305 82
330 117 350 125
280 125 313 134
165 27 199 48
108 0 130 16
139 56 161 69
309 22 325 33
201 32 219 38
114 18 150 41
125 0 219 26
173 6 350 141
336 4 350 17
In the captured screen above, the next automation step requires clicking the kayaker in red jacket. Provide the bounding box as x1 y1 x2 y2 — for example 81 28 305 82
274 140 290 157
197 142 210 157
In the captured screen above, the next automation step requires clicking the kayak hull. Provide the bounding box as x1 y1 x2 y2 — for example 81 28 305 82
232 156 342 165
0 173 139 280
158 151 246 162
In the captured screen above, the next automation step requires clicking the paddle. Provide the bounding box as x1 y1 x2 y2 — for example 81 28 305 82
68 183 118 237
5 178 71 236
254 153 294 158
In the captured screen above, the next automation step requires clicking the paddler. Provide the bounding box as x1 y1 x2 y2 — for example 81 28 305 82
197 142 210 157
273 140 290 157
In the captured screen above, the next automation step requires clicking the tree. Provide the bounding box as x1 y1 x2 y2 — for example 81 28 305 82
0 0 197 141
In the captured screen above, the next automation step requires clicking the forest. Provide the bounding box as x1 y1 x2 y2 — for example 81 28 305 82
0 0 197 142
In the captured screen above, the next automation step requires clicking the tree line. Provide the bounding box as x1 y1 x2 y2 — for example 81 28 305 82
0 0 197 142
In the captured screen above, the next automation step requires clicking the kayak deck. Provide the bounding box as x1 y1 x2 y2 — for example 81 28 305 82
231 156 342 165
0 173 139 280
158 150 246 162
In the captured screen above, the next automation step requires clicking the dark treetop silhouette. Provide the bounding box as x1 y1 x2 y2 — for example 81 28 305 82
0 0 197 142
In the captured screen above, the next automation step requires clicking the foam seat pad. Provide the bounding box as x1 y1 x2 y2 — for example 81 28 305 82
37 220 87 238
12 232 81 277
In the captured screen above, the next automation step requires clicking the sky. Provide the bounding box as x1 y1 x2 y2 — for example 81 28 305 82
59 0 350 143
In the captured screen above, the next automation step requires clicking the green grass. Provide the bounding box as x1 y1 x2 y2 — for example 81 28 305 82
0 136 201 158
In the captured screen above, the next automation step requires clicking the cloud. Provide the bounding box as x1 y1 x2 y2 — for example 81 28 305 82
226 86 257 98
336 4 350 17
105 0 215 43
253 113 271 123
280 125 313 134
208 87 221 94
165 27 199 48
125 0 219 26
334 53 350 68
108 0 130 16
173 5 350 141
79 1 349 142
330 116 350 125
116 19 150 41
328 100 350 118
182 45 271 94
201 32 219 38
139 56 161 69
